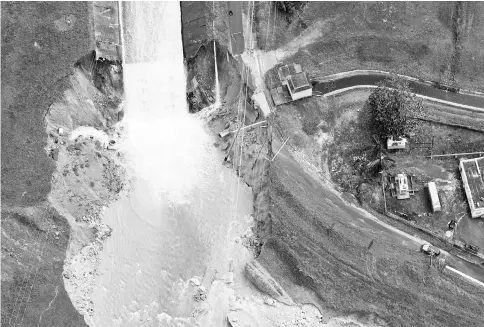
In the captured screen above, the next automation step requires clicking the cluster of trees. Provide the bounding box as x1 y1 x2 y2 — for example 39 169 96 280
275 1 308 27
367 75 424 140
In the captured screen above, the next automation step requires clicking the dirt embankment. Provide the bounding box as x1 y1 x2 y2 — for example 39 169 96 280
3 48 126 325
45 51 127 322
1 3 100 326
186 40 272 246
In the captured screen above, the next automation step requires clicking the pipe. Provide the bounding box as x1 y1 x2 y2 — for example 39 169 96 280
427 151 484 158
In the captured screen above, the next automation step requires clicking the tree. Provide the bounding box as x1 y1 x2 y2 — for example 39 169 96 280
276 1 308 25
367 74 424 140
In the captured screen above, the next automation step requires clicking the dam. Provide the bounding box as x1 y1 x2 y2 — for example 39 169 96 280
90 2 252 325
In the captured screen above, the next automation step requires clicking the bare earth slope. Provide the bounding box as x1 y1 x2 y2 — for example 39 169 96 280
256 139 484 327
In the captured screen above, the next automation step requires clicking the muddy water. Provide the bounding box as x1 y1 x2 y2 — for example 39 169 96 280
91 2 252 326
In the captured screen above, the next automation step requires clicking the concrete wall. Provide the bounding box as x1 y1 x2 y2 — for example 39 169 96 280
290 88 312 101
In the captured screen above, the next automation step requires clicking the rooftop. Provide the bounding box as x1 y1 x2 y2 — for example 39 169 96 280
287 72 311 92
278 63 302 83
460 157 484 218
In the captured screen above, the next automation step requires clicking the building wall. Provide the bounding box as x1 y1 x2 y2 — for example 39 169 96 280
290 88 312 101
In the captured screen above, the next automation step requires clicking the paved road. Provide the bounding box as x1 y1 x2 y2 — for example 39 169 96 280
228 1 245 55
314 72 484 109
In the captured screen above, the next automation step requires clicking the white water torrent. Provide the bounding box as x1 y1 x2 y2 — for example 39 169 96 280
213 40 221 108
91 2 253 326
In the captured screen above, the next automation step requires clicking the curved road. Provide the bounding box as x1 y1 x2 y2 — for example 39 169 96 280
314 70 484 109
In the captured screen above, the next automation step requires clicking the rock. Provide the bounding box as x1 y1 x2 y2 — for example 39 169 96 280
227 311 259 327
264 297 276 306
193 286 207 302
51 148 59 161
58 127 64 135
189 277 201 287
222 272 234 284
317 120 328 132
244 260 294 305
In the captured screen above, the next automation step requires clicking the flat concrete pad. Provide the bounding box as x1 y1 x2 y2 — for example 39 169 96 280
270 86 292 106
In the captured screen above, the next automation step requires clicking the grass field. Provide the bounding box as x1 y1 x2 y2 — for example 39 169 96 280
255 2 484 92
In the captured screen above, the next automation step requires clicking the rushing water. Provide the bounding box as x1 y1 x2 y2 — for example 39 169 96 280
213 40 221 109
91 2 252 326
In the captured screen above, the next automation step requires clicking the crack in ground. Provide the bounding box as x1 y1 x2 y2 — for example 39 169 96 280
37 285 59 327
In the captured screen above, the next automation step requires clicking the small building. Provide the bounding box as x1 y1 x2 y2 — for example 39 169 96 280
396 173 410 200
277 64 312 101
427 181 442 212
387 137 407 150
459 157 484 218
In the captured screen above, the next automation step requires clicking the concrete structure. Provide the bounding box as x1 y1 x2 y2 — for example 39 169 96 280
228 1 245 55
427 181 442 212
253 91 271 116
396 173 410 200
387 137 407 150
460 157 484 218
270 85 292 106
180 1 209 58
93 1 122 61
278 64 312 101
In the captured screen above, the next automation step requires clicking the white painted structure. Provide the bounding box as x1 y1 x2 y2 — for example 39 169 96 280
427 181 441 212
278 63 312 101
459 157 484 218
387 137 407 150
396 173 410 200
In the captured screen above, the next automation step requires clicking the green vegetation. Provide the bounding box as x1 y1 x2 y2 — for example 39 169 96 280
275 1 308 26
367 75 424 140
256 2 484 92
1 2 93 326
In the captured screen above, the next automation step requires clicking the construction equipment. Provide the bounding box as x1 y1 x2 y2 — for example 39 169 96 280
396 173 410 200
421 243 441 256
465 244 480 254
387 136 407 150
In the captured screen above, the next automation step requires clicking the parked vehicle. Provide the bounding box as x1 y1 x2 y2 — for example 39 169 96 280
421 243 441 256
465 244 479 253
